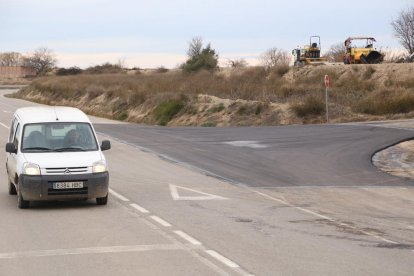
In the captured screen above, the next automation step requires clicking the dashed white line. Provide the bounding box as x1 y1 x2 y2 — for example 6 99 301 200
108 188 130 202
130 203 149 214
0 122 9 129
254 191 399 245
150 216 172 227
174 230 202 245
205 250 240 268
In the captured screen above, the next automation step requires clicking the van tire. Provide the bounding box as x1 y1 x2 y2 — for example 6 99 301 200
18 189 30 209
8 180 17 195
96 194 108 205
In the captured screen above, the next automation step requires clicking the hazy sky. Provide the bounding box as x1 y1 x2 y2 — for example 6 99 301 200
1 0 412 68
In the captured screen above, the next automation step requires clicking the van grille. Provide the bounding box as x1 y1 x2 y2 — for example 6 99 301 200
48 187 88 195
45 167 89 175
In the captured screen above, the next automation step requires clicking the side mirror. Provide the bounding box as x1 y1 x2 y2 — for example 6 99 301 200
6 143 17 154
100 140 111 151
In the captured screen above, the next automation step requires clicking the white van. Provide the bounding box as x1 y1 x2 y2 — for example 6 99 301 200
5 107 111 208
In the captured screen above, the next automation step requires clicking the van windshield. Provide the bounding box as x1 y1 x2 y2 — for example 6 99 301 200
21 123 99 152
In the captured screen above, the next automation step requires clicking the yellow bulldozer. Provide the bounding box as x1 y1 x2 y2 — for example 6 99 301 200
292 36 327 66
343 37 384 64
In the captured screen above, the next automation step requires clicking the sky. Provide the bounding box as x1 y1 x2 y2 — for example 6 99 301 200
1 0 412 68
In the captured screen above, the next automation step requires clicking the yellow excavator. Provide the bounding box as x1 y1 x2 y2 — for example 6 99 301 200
292 36 327 66
343 37 384 64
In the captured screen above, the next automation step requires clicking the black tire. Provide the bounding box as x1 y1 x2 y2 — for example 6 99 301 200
17 186 29 209
96 194 108 205
8 180 17 195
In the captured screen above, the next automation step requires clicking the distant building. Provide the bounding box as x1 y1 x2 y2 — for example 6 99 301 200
0 66 36 77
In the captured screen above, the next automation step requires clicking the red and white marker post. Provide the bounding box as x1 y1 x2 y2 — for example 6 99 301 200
324 75 330 123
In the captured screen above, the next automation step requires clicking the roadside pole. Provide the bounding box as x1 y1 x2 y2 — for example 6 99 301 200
324 75 330 123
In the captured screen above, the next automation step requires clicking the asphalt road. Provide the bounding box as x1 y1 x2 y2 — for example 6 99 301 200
0 87 414 276
94 123 414 187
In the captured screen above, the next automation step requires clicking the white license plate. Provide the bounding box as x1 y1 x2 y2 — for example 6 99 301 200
53 182 84 189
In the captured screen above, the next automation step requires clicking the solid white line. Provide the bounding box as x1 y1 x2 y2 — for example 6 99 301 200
205 250 240 268
130 203 149 214
0 244 182 259
150 216 172 227
174 230 202 245
108 188 129 202
0 122 9 129
254 191 399 245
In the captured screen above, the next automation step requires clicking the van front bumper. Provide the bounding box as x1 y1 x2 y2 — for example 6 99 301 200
19 172 109 201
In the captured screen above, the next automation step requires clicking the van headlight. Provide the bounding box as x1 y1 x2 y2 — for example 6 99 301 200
92 161 107 173
23 162 41 176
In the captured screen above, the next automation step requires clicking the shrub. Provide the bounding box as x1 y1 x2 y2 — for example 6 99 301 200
85 63 124 74
153 99 185 125
209 103 225 113
182 38 218 73
56 67 83 76
355 90 414 115
201 121 216 127
291 96 325 117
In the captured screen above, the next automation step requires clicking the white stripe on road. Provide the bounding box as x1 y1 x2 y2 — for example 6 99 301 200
205 250 240 268
0 122 9 129
150 216 172 227
130 203 149 214
174 230 202 245
0 244 182 259
254 191 399 245
108 188 130 202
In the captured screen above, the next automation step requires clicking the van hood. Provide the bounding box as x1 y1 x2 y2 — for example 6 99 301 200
22 151 104 168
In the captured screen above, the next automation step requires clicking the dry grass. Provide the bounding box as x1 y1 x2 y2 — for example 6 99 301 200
9 63 414 126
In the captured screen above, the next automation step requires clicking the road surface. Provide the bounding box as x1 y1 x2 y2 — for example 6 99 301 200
0 87 413 276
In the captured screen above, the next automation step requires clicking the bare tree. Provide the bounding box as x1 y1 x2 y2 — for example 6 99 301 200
391 6 414 54
0 52 23 66
260 47 290 68
23 47 57 75
186 37 203 58
227 58 248 68
325 43 346 62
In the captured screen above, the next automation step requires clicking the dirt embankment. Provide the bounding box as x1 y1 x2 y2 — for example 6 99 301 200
9 63 414 126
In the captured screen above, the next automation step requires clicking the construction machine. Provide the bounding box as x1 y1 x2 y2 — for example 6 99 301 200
343 37 384 64
292 36 327 66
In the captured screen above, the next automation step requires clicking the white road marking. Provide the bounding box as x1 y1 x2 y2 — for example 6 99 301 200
2 110 11 113
169 184 228 201
254 191 399 245
0 244 182 259
130 203 149 214
206 250 240 268
174 230 202 245
108 188 130 202
223 140 268 149
150 216 172 227
0 122 9 129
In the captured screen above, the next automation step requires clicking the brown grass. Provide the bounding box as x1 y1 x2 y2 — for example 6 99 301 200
9 64 414 126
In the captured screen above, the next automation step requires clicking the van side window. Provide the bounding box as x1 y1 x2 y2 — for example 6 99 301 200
13 124 21 151
9 119 16 142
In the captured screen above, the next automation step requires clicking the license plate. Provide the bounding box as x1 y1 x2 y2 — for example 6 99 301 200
53 182 84 189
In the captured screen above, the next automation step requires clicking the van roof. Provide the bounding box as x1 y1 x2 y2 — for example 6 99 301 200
14 107 91 124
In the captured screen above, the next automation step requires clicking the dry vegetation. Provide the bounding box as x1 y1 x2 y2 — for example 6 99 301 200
9 63 414 126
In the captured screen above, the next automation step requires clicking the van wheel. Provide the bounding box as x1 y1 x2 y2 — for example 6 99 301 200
8 180 17 195
96 194 108 205
18 187 30 209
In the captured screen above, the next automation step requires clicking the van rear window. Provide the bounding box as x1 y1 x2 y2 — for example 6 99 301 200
22 123 98 152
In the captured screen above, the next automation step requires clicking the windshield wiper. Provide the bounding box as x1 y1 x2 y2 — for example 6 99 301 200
23 147 53 151
53 147 86 152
